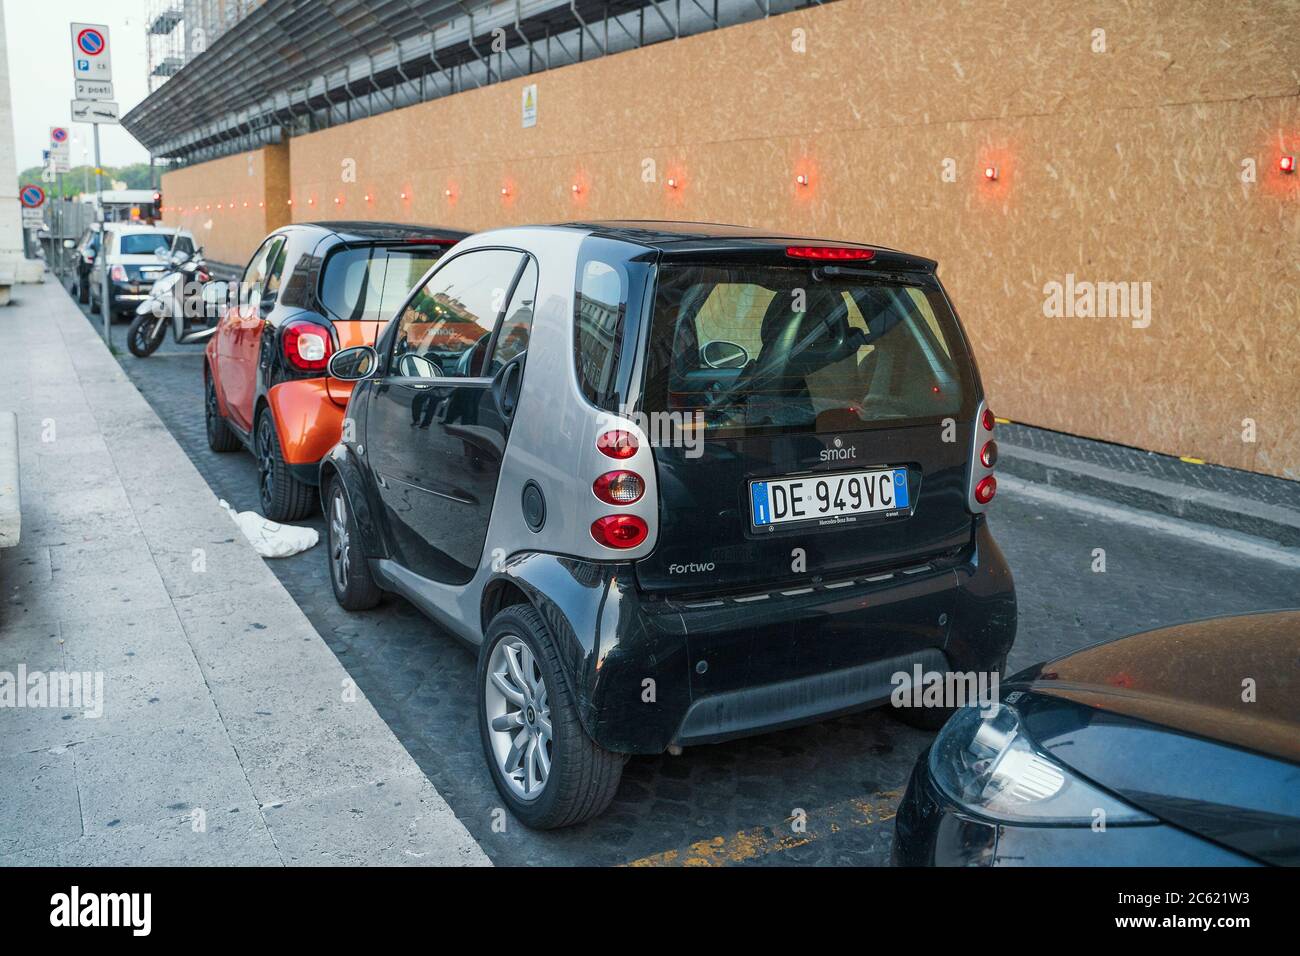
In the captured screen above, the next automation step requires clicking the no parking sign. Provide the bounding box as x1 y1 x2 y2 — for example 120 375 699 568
19 185 46 209
70 23 112 82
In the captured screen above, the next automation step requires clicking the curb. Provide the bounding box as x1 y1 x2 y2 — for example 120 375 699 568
997 444 1300 548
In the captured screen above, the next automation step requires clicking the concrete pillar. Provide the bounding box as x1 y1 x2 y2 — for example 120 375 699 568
0 1 46 293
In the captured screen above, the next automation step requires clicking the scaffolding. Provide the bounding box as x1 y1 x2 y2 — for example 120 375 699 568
125 0 826 165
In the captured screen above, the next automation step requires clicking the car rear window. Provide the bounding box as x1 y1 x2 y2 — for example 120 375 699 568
117 232 172 255
320 245 446 323
641 262 974 438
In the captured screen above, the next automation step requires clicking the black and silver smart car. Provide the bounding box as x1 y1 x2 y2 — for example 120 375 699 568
320 221 1016 828
893 610 1300 866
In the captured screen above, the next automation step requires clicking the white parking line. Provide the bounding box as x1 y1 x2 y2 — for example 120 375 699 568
999 475 1300 570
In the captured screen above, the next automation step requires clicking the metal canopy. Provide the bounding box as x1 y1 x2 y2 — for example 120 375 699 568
124 0 819 165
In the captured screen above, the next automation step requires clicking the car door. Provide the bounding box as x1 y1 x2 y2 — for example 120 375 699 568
365 248 535 584
216 235 285 432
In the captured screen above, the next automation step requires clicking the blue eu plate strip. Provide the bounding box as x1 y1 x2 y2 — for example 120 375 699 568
893 468 910 508
751 481 771 526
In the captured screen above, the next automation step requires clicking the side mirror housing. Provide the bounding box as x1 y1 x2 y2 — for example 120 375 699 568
328 345 379 381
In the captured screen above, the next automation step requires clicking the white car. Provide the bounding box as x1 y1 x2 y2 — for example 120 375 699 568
88 223 194 321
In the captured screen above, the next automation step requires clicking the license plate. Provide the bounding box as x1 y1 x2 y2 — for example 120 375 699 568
750 468 910 528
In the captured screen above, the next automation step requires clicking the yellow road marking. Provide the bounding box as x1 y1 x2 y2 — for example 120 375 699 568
994 417 1012 424
624 790 901 867
1179 455 1206 465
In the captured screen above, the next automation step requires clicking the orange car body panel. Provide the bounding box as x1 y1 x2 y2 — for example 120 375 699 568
266 379 347 466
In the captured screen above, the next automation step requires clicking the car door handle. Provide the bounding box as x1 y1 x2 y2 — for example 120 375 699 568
491 352 526 422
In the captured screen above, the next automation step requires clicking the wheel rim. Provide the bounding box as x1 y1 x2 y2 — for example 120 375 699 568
256 416 274 506
133 316 163 353
205 379 220 439
329 490 350 591
484 636 552 801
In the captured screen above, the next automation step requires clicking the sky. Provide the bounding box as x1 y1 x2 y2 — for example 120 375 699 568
4 0 153 171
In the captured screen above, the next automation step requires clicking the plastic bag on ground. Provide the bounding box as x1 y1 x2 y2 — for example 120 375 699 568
219 499 319 558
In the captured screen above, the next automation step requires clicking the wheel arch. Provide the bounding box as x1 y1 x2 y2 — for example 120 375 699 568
319 442 386 560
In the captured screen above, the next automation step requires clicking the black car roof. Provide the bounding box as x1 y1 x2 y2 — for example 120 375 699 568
298 220 469 244
552 220 934 270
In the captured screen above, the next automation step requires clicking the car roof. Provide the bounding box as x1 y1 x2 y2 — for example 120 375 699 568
548 220 933 269
298 220 470 244
106 223 174 232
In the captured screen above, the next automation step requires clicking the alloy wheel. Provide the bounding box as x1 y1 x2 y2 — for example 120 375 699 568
484 636 552 800
329 489 350 591
256 416 275 507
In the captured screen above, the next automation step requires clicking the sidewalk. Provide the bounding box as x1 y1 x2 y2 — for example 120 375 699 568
997 423 1300 548
0 277 488 866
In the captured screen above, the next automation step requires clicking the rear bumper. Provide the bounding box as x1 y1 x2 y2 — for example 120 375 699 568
501 518 1016 755
266 378 348 479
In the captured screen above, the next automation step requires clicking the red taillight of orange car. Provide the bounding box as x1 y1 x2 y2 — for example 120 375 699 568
282 319 333 372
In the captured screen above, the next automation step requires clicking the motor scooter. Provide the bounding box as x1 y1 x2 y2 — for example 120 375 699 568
126 247 221 357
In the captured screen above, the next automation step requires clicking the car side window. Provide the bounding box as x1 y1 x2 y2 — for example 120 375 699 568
390 249 524 379
488 256 537 373
262 238 289 301
240 236 282 304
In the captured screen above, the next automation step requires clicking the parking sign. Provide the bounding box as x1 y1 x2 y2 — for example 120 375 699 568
70 23 112 83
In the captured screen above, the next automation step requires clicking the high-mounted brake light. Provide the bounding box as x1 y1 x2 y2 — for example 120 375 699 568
593 471 644 505
596 430 638 459
591 515 648 549
786 246 875 261
282 319 333 372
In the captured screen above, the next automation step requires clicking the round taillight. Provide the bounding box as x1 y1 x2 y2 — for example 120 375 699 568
593 470 644 505
283 320 333 372
590 515 648 549
974 475 997 505
980 441 998 468
981 409 996 432
596 429 638 460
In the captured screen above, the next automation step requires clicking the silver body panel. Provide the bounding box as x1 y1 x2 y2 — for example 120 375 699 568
368 225 660 646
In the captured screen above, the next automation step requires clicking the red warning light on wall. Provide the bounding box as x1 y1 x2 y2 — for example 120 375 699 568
983 165 1000 181
795 173 810 187
1281 155 1296 174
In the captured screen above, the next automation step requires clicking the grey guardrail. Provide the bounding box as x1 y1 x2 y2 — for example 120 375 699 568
997 443 1300 548
0 411 19 548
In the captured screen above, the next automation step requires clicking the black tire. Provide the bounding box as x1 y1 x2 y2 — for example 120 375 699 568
88 289 99 314
325 477 382 611
477 604 624 829
204 374 241 453
255 408 315 521
127 311 167 357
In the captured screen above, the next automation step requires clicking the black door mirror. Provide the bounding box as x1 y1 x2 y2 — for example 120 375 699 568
329 345 379 381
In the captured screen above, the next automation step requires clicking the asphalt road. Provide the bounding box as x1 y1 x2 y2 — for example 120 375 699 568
75 279 1300 866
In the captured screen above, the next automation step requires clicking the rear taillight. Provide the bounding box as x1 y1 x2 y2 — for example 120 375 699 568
593 470 644 505
196 270 210 282
596 430 638 460
968 405 998 512
590 515 648 549
786 246 875 261
282 320 333 372
110 264 127 281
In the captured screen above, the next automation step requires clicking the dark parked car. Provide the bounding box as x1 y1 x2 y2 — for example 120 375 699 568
70 225 100 304
320 221 1017 828
204 221 468 520
893 610 1300 866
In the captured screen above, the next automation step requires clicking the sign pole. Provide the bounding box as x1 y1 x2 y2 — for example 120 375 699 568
55 172 63 274
94 124 108 341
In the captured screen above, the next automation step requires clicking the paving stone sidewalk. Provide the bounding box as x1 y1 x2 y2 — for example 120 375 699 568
0 277 489 867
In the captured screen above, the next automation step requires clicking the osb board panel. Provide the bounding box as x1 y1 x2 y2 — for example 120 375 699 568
197 0 1300 475
160 144 290 266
